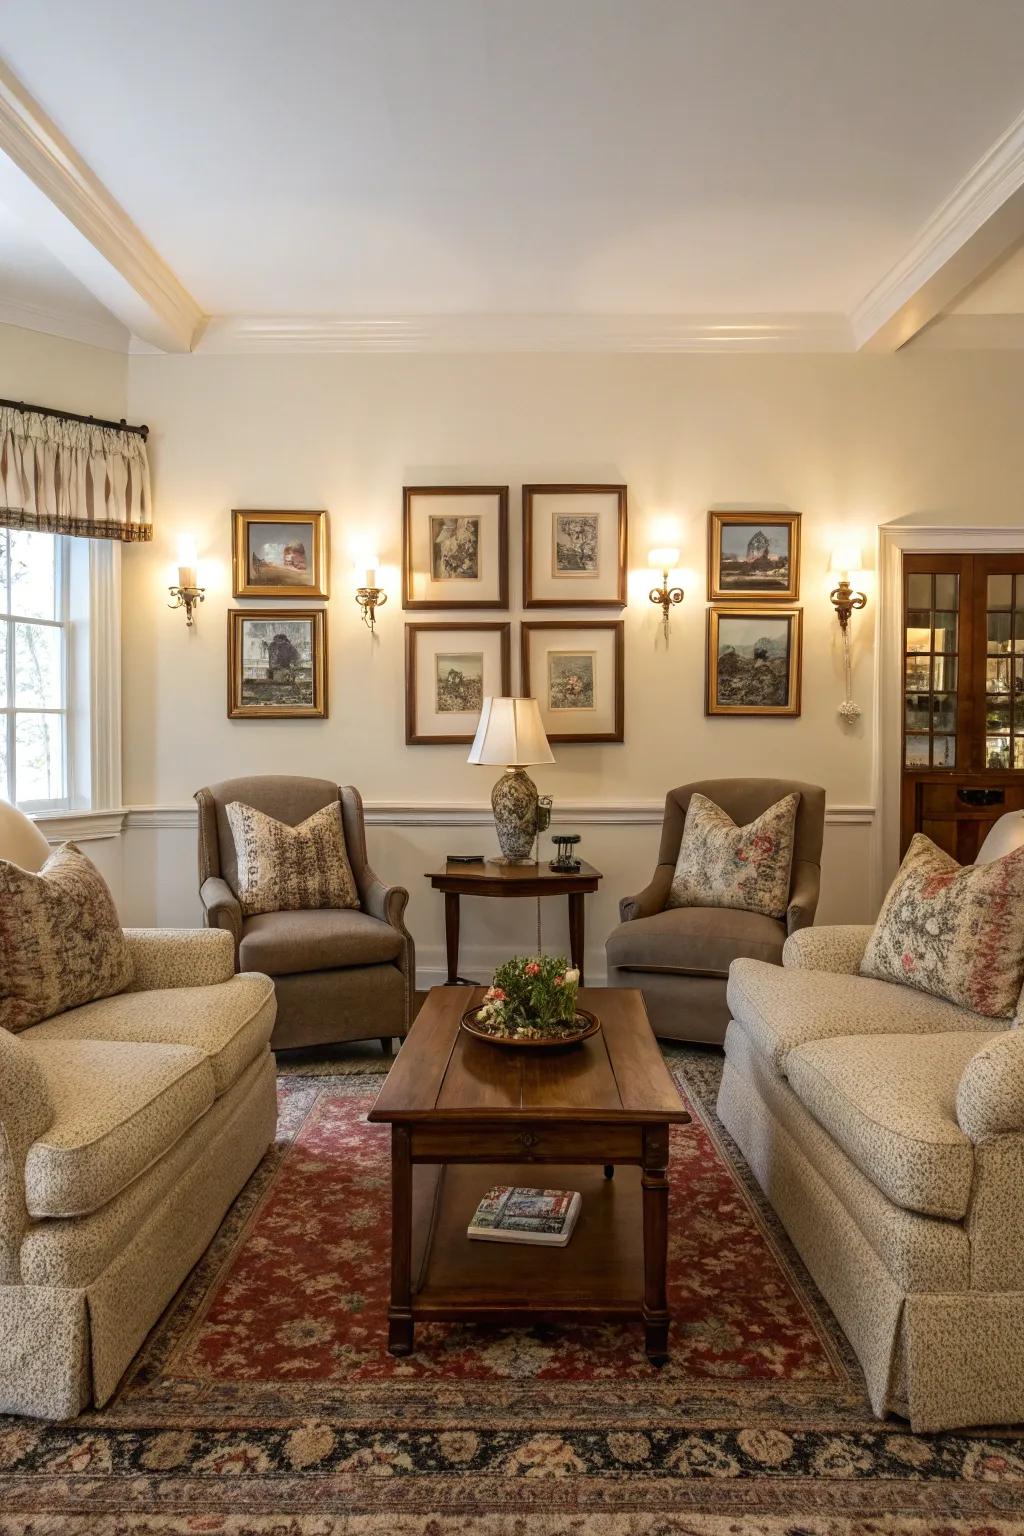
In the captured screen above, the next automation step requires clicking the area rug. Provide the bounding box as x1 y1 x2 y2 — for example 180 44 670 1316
1 1046 1022 1536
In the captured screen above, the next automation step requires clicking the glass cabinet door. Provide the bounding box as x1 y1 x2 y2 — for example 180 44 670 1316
984 572 1024 770
904 570 958 769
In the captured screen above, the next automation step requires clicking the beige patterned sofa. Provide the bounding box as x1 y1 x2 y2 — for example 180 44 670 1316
718 925 1024 1432
0 927 276 1419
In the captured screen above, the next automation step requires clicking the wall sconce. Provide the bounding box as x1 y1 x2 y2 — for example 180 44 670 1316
829 545 867 722
168 536 205 627
648 547 684 637
355 554 387 632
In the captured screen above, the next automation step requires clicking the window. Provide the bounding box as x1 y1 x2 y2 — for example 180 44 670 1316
0 529 70 811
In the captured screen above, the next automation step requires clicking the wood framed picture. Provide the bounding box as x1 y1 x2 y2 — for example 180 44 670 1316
708 511 801 601
232 510 329 599
405 622 511 744
522 485 627 608
521 620 624 742
402 486 509 609
228 609 328 719
706 605 802 717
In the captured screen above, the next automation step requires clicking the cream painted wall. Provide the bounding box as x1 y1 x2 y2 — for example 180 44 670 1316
0 322 126 416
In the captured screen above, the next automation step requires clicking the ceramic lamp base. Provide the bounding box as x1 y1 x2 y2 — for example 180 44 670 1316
491 767 540 862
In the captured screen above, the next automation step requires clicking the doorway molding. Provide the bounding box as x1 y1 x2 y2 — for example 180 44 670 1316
874 523 1024 907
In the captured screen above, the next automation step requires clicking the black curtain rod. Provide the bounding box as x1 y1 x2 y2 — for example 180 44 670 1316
0 397 149 442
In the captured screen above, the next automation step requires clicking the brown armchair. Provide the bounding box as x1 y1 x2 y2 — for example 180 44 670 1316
606 778 825 1045
195 775 414 1053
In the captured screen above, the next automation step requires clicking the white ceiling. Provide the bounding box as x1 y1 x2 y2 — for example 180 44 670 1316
1 1 1024 348
0 200 128 348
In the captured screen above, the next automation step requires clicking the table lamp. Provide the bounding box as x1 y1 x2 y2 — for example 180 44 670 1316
468 696 555 863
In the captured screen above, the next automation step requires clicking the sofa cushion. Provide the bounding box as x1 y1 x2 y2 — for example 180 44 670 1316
861 833 1024 1019
226 800 360 917
666 791 798 920
785 1032 988 1220
728 958 1000 1074
607 906 785 978
22 1039 215 1218
23 973 275 1096
0 843 132 1033
239 908 403 976
956 1029 1024 1141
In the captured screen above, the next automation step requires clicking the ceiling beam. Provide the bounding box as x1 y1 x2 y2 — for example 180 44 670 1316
0 59 204 352
851 107 1024 352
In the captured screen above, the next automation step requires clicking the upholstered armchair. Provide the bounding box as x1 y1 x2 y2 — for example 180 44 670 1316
606 778 826 1045
196 775 414 1053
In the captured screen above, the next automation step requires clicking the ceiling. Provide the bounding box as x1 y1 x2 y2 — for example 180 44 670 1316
1 0 1024 352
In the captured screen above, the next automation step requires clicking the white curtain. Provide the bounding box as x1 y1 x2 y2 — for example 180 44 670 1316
0 407 152 542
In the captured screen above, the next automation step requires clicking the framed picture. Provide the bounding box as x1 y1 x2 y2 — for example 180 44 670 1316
523 485 627 608
232 510 329 599
403 486 508 609
708 511 801 601
521 621 624 742
706 605 802 717
405 622 511 744
228 609 328 719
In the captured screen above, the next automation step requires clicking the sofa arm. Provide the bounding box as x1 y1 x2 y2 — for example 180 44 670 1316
199 875 243 952
123 928 235 991
363 871 415 1030
786 860 821 935
619 864 674 923
956 1030 1024 1142
782 924 874 974
0 1031 54 1284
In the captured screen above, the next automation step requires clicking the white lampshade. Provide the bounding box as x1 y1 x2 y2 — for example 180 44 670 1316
649 546 681 570
467 697 555 767
830 545 863 576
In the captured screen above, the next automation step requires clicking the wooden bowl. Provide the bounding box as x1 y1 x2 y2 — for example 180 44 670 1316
460 1005 601 1050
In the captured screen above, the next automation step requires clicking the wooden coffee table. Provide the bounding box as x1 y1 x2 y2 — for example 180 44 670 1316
368 985 690 1362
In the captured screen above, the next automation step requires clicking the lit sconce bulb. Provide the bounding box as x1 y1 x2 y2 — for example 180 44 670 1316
355 551 386 632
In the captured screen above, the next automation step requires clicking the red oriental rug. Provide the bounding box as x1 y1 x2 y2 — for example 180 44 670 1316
0 1045 1022 1536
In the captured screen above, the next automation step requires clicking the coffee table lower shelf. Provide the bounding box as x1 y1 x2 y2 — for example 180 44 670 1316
394 1160 662 1354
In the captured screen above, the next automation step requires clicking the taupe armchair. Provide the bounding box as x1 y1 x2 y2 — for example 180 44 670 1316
606 778 825 1045
196 775 414 1053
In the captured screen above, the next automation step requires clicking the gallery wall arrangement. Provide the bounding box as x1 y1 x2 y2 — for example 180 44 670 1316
705 511 803 718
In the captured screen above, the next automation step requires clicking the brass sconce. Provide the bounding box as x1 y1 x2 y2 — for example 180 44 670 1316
168 539 205 627
355 555 387 632
648 547 684 637
829 546 867 722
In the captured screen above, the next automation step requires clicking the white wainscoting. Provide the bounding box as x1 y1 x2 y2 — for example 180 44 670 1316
37 801 876 989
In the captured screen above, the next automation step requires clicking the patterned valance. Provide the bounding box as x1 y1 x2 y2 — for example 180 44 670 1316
0 406 152 543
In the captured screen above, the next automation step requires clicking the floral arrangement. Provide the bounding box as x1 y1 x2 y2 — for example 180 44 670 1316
473 954 582 1040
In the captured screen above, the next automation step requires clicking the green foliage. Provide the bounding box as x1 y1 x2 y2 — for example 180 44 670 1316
480 954 580 1036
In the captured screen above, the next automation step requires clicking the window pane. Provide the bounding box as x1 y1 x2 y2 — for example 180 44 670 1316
0 624 6 708
905 612 931 653
14 623 62 708
1015 737 1024 769
986 735 1011 770
987 697 1012 733
9 531 57 620
933 735 956 768
933 694 956 733
1015 611 1024 650
933 655 957 692
1016 581 1024 611
988 657 1011 692
905 735 930 767
935 574 958 610
988 611 1012 652
1016 657 1024 695
15 713 65 802
906 656 931 692
988 574 1013 608
933 612 957 652
0 717 7 799
907 574 931 609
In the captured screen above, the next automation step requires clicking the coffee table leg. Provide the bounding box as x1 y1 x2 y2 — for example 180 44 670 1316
387 1125 414 1355
568 892 585 984
641 1127 670 1364
444 893 461 986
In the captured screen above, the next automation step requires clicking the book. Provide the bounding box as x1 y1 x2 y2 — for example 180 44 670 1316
467 1185 582 1246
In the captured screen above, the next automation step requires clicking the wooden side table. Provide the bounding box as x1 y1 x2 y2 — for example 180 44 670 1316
425 859 603 985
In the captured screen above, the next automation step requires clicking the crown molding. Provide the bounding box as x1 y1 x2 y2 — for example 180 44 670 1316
851 107 1024 352
195 312 854 355
0 294 129 352
0 60 205 353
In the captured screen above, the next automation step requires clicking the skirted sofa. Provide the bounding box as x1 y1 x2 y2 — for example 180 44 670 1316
0 927 276 1419
718 924 1024 1432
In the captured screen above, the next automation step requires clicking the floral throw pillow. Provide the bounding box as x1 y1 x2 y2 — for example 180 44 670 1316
666 792 799 920
861 833 1024 1018
226 800 360 917
0 842 133 1033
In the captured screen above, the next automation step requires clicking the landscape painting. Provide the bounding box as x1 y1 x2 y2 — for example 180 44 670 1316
553 513 599 576
233 510 328 599
548 650 596 711
707 606 801 716
430 516 481 581
709 511 800 601
229 610 327 718
435 652 484 712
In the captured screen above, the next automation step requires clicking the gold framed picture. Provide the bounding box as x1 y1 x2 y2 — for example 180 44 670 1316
402 486 509 609
405 622 511 744
232 510 329 600
521 620 624 742
706 605 802 717
708 511 801 601
523 485 627 608
228 609 328 719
